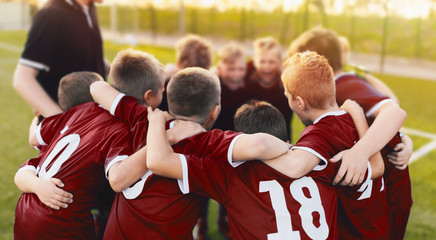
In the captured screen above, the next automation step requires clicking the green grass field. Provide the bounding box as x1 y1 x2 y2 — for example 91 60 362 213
96 6 436 61
1 30 436 239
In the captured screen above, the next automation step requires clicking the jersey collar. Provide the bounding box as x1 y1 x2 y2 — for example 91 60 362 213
334 72 357 81
313 110 347 124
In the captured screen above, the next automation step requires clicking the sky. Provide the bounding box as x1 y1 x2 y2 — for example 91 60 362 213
37 0 434 19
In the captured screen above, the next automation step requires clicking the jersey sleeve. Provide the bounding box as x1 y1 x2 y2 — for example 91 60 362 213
110 94 148 129
191 130 244 165
20 9 59 71
34 114 66 147
177 154 236 204
17 156 43 174
292 127 330 171
102 124 134 178
336 75 392 118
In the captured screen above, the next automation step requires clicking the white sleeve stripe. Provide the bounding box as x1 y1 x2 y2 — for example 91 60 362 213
19 58 50 72
110 93 125 115
35 122 46 146
365 99 393 118
227 134 246 168
105 155 128 179
17 165 37 173
177 154 190 194
291 146 327 171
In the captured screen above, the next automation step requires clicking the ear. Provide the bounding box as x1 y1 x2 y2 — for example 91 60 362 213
210 104 221 121
143 89 154 106
295 96 306 111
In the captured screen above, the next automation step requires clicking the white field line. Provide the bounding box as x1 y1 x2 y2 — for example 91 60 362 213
0 42 22 53
401 127 436 163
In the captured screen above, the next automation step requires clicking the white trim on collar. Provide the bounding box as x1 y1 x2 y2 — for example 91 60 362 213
313 110 347 124
334 72 356 81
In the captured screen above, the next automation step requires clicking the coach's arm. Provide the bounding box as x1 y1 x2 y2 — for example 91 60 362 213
13 64 62 117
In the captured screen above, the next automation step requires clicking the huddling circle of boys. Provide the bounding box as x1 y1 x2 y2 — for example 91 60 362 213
14 27 413 240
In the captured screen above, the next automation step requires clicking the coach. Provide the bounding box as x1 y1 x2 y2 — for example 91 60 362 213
13 0 108 117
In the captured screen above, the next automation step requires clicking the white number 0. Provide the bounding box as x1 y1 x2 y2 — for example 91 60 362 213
259 177 329 240
37 134 81 179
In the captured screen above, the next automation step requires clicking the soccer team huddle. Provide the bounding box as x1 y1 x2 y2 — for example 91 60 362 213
14 27 413 240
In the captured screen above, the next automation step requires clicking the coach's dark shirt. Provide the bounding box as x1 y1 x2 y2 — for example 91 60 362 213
20 0 105 102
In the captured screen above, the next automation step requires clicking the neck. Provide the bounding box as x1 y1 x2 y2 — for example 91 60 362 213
307 104 341 123
333 69 343 77
170 113 207 128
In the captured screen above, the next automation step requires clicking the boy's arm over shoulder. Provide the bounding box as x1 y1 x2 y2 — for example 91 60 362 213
90 81 121 111
231 133 289 162
146 107 184 179
332 100 404 185
340 99 384 180
263 148 320 178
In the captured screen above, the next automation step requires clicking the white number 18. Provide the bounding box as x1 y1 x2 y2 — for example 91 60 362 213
259 177 329 240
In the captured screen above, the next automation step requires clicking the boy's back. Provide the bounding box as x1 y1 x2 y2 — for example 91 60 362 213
171 109 379 239
104 93 243 239
15 102 132 239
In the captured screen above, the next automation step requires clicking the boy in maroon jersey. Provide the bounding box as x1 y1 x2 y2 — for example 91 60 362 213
14 49 178 240
339 35 400 104
287 27 413 239
244 36 293 141
145 52 404 239
14 72 134 240
91 67 290 240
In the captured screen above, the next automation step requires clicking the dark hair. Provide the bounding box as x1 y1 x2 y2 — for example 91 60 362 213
109 49 164 104
167 67 220 123
234 100 288 141
58 71 102 111
287 27 343 72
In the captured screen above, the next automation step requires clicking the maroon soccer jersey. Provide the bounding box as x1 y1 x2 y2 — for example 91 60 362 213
180 155 338 240
180 110 385 239
104 95 243 240
296 109 387 239
335 73 413 235
14 102 133 240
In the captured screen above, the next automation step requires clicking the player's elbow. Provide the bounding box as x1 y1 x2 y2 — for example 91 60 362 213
146 157 161 176
12 72 24 92
108 171 129 193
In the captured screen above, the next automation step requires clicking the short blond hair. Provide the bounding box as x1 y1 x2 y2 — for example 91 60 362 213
254 36 282 59
176 34 213 69
217 42 246 64
281 51 336 109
